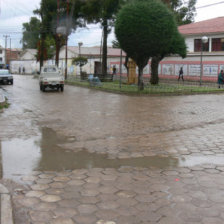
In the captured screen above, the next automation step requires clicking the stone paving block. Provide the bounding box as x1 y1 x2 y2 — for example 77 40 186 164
97 201 120 210
25 191 45 198
50 218 75 224
18 197 40 207
33 202 57 211
31 184 50 191
53 207 77 218
77 204 98 214
40 195 61 203
30 211 52 222
73 215 97 224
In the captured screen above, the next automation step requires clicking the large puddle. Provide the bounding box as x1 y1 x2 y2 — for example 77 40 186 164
1 128 223 182
0 128 179 181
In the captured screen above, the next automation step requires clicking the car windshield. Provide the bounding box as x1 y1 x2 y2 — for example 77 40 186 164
0 70 9 76
43 67 57 73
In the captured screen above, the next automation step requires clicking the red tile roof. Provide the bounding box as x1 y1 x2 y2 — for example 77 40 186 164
178 17 224 36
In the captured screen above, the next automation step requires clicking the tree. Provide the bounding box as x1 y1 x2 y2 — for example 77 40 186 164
72 56 87 76
82 0 122 77
163 0 197 25
150 30 186 84
34 0 85 67
149 0 195 84
22 17 41 49
115 0 185 90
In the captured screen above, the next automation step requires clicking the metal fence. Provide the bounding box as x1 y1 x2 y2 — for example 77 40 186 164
67 74 221 94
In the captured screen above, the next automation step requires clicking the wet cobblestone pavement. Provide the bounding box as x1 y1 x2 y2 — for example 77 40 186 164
1 75 224 223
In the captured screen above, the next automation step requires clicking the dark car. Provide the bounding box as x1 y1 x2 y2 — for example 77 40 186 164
0 69 13 85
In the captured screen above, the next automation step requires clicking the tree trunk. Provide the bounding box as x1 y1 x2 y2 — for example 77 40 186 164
124 55 129 77
150 56 162 85
40 33 45 71
138 67 144 90
102 18 108 77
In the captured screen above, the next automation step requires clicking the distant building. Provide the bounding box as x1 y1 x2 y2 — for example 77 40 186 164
0 46 6 69
110 17 224 82
10 49 40 74
159 17 224 81
58 46 126 76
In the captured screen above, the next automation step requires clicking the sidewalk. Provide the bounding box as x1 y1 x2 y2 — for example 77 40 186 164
0 92 5 106
0 184 13 224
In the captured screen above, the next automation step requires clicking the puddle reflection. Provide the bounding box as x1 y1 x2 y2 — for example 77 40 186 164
1 128 180 181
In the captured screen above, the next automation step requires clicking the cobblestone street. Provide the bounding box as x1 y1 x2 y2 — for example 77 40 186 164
1 75 224 223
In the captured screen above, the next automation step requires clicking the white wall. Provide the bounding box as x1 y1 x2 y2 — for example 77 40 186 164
0 49 6 65
185 33 224 53
10 60 40 74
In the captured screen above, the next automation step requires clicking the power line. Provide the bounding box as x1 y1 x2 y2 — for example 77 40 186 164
196 1 224 9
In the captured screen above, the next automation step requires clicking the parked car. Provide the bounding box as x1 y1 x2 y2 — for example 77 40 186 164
0 69 13 85
39 65 64 92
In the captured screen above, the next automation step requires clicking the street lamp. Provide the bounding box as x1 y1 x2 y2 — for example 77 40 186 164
199 36 208 86
78 42 83 75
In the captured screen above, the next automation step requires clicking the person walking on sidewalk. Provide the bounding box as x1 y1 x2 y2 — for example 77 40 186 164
218 70 224 88
178 67 184 82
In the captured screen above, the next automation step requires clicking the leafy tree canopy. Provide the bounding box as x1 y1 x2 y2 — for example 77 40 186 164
115 0 178 68
22 17 41 49
164 0 197 25
72 56 88 67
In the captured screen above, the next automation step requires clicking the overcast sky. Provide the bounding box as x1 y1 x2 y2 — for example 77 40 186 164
0 0 224 49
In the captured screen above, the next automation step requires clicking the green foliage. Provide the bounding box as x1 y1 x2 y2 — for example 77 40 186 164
82 0 121 25
115 0 178 67
72 56 88 67
165 0 197 25
112 39 120 48
115 0 186 89
22 17 41 49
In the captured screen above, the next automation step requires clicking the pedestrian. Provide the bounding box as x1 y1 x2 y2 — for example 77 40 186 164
112 65 117 75
178 67 184 82
218 70 224 88
112 65 117 81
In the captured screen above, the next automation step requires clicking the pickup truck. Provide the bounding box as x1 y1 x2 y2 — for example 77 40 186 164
39 65 64 92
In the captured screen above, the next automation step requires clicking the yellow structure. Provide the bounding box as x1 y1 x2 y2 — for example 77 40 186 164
127 58 137 84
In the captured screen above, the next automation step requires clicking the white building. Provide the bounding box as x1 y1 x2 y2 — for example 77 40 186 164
10 49 40 74
58 46 125 76
159 17 224 81
0 46 6 68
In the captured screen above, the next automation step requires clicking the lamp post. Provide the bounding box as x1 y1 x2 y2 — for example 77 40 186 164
199 36 208 86
78 42 83 75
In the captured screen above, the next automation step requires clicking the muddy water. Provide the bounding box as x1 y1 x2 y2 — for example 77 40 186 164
1 128 179 181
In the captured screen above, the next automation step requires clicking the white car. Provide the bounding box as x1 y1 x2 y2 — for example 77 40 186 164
0 69 13 85
39 65 64 92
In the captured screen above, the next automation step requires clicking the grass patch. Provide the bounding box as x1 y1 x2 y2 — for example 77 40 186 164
66 79 224 95
0 100 9 110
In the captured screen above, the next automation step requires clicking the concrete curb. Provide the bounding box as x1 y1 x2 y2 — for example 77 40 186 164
0 184 14 224
0 93 5 106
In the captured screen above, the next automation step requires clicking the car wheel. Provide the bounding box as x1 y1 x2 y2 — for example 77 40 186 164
11 80 13 85
42 86 46 92
61 85 64 92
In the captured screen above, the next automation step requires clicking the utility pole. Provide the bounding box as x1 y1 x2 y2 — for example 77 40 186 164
65 0 69 80
3 35 9 69
9 38 11 71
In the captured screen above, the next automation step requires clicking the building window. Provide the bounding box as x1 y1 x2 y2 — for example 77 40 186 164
0 50 2 54
0 57 2 62
212 38 224 51
194 39 209 52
